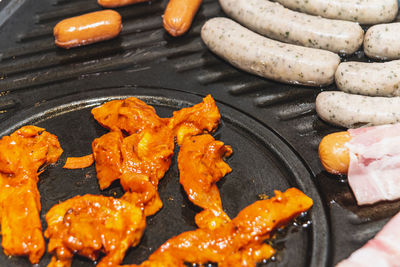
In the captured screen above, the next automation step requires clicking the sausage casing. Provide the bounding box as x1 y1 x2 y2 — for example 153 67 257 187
275 0 398 25
219 0 363 55
54 10 122 49
364 23 400 60
335 60 400 97
316 91 400 128
201 17 340 87
98 0 149 8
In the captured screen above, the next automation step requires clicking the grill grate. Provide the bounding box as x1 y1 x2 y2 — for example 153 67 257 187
0 0 399 266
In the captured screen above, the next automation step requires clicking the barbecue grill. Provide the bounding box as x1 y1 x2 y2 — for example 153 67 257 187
0 1 396 266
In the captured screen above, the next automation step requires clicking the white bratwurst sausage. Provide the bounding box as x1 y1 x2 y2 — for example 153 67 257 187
364 23 400 60
275 0 398 25
316 91 400 128
201 17 340 86
219 0 363 54
335 60 400 97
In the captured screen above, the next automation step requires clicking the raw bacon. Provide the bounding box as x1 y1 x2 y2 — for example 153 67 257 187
336 211 400 267
346 123 400 205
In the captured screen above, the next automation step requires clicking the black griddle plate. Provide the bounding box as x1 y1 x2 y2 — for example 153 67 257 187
0 87 327 266
0 0 399 266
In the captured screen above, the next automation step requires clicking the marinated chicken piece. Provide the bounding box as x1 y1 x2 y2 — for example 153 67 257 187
91 95 221 216
125 188 313 267
45 194 146 267
92 132 162 215
0 179 44 264
92 98 175 215
92 131 124 190
120 127 174 188
119 127 173 215
92 128 174 216
169 95 221 145
178 134 233 229
91 97 169 135
0 126 63 264
63 154 94 169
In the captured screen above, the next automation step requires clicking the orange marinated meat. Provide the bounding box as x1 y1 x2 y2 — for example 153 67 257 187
63 154 94 169
91 96 222 215
91 97 169 135
92 131 124 190
169 94 221 145
0 126 63 263
178 134 233 229
118 126 174 215
120 126 174 189
45 194 146 267
125 188 313 267
92 97 175 215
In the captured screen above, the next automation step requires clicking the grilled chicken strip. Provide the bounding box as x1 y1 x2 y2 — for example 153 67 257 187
45 194 146 267
125 188 313 267
0 126 62 263
178 134 233 229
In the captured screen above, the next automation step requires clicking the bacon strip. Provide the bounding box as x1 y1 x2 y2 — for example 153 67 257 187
336 211 400 267
347 123 400 205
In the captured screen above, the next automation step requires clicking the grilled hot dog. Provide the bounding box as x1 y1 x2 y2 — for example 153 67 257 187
98 0 149 8
54 10 122 49
319 131 351 175
163 0 202 36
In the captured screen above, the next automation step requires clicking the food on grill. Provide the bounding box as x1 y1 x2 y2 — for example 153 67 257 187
319 131 351 175
316 91 400 128
345 124 400 205
45 194 146 267
92 97 174 216
168 94 221 145
335 60 400 97
92 131 123 189
92 97 170 135
219 0 363 55
125 188 313 266
336 210 400 266
178 134 232 229
364 23 400 60
274 0 398 24
91 95 221 215
201 18 340 87
98 0 149 7
53 10 122 49
163 0 202 36
0 126 62 264
63 154 94 169
319 124 400 205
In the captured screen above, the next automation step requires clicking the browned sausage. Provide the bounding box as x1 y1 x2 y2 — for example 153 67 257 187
53 10 122 49
98 0 149 8
163 0 202 36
